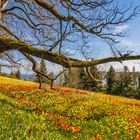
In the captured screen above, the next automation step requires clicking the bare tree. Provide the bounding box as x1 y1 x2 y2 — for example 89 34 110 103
0 0 140 80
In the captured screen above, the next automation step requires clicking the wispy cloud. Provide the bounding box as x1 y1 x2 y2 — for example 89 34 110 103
63 48 76 55
99 60 140 72
120 39 140 48
114 24 129 34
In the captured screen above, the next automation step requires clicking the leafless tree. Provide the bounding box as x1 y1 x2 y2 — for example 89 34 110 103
0 0 140 86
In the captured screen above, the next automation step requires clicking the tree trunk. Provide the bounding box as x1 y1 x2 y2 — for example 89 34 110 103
50 80 54 89
37 74 42 89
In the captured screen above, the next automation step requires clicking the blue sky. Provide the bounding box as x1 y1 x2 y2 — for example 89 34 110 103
1 0 140 74
107 0 140 71
126 0 140 49
69 0 140 60
85 0 140 72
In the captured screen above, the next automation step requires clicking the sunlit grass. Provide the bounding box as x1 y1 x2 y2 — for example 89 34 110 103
0 76 37 86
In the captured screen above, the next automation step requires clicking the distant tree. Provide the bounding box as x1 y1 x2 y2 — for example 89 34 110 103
0 72 9 77
24 76 29 81
46 72 54 84
87 66 100 91
0 65 1 74
34 58 48 84
132 66 136 85
40 59 47 83
119 66 132 95
65 66 101 90
47 72 54 89
34 59 56 89
10 71 16 78
67 68 81 88
106 66 116 93
59 68 69 85
122 66 131 86
78 66 100 91
106 65 133 96
79 67 86 88
15 69 21 79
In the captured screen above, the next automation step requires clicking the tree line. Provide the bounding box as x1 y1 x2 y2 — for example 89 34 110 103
62 65 140 99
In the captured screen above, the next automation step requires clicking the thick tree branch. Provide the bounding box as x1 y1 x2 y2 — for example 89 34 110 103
0 37 71 67
1 37 140 68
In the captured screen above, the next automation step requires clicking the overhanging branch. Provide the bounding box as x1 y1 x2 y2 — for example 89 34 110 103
1 37 140 68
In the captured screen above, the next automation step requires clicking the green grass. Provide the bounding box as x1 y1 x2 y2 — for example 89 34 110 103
0 76 140 140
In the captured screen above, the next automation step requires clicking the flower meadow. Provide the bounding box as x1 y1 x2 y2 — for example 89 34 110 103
1 76 140 139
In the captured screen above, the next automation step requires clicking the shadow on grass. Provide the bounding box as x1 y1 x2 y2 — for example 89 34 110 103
0 98 36 112
0 90 108 121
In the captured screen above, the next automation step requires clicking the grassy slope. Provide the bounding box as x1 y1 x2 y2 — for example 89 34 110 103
0 76 38 85
0 76 140 140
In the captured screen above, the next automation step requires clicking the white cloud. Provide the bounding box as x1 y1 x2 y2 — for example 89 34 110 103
120 39 140 48
114 24 129 34
63 48 76 55
98 60 140 72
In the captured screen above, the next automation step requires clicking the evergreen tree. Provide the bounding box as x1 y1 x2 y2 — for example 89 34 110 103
39 59 47 83
122 66 131 87
106 66 116 93
119 66 132 95
34 59 47 83
34 59 55 86
40 59 47 75
10 71 16 78
16 69 21 79
79 67 87 88
79 66 100 91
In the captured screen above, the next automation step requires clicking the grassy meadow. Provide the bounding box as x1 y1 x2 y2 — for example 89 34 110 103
0 76 140 140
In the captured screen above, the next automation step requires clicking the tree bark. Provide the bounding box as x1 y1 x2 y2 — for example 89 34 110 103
1 37 140 68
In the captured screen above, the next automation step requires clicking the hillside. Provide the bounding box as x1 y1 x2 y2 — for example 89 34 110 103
0 76 37 86
0 76 140 140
